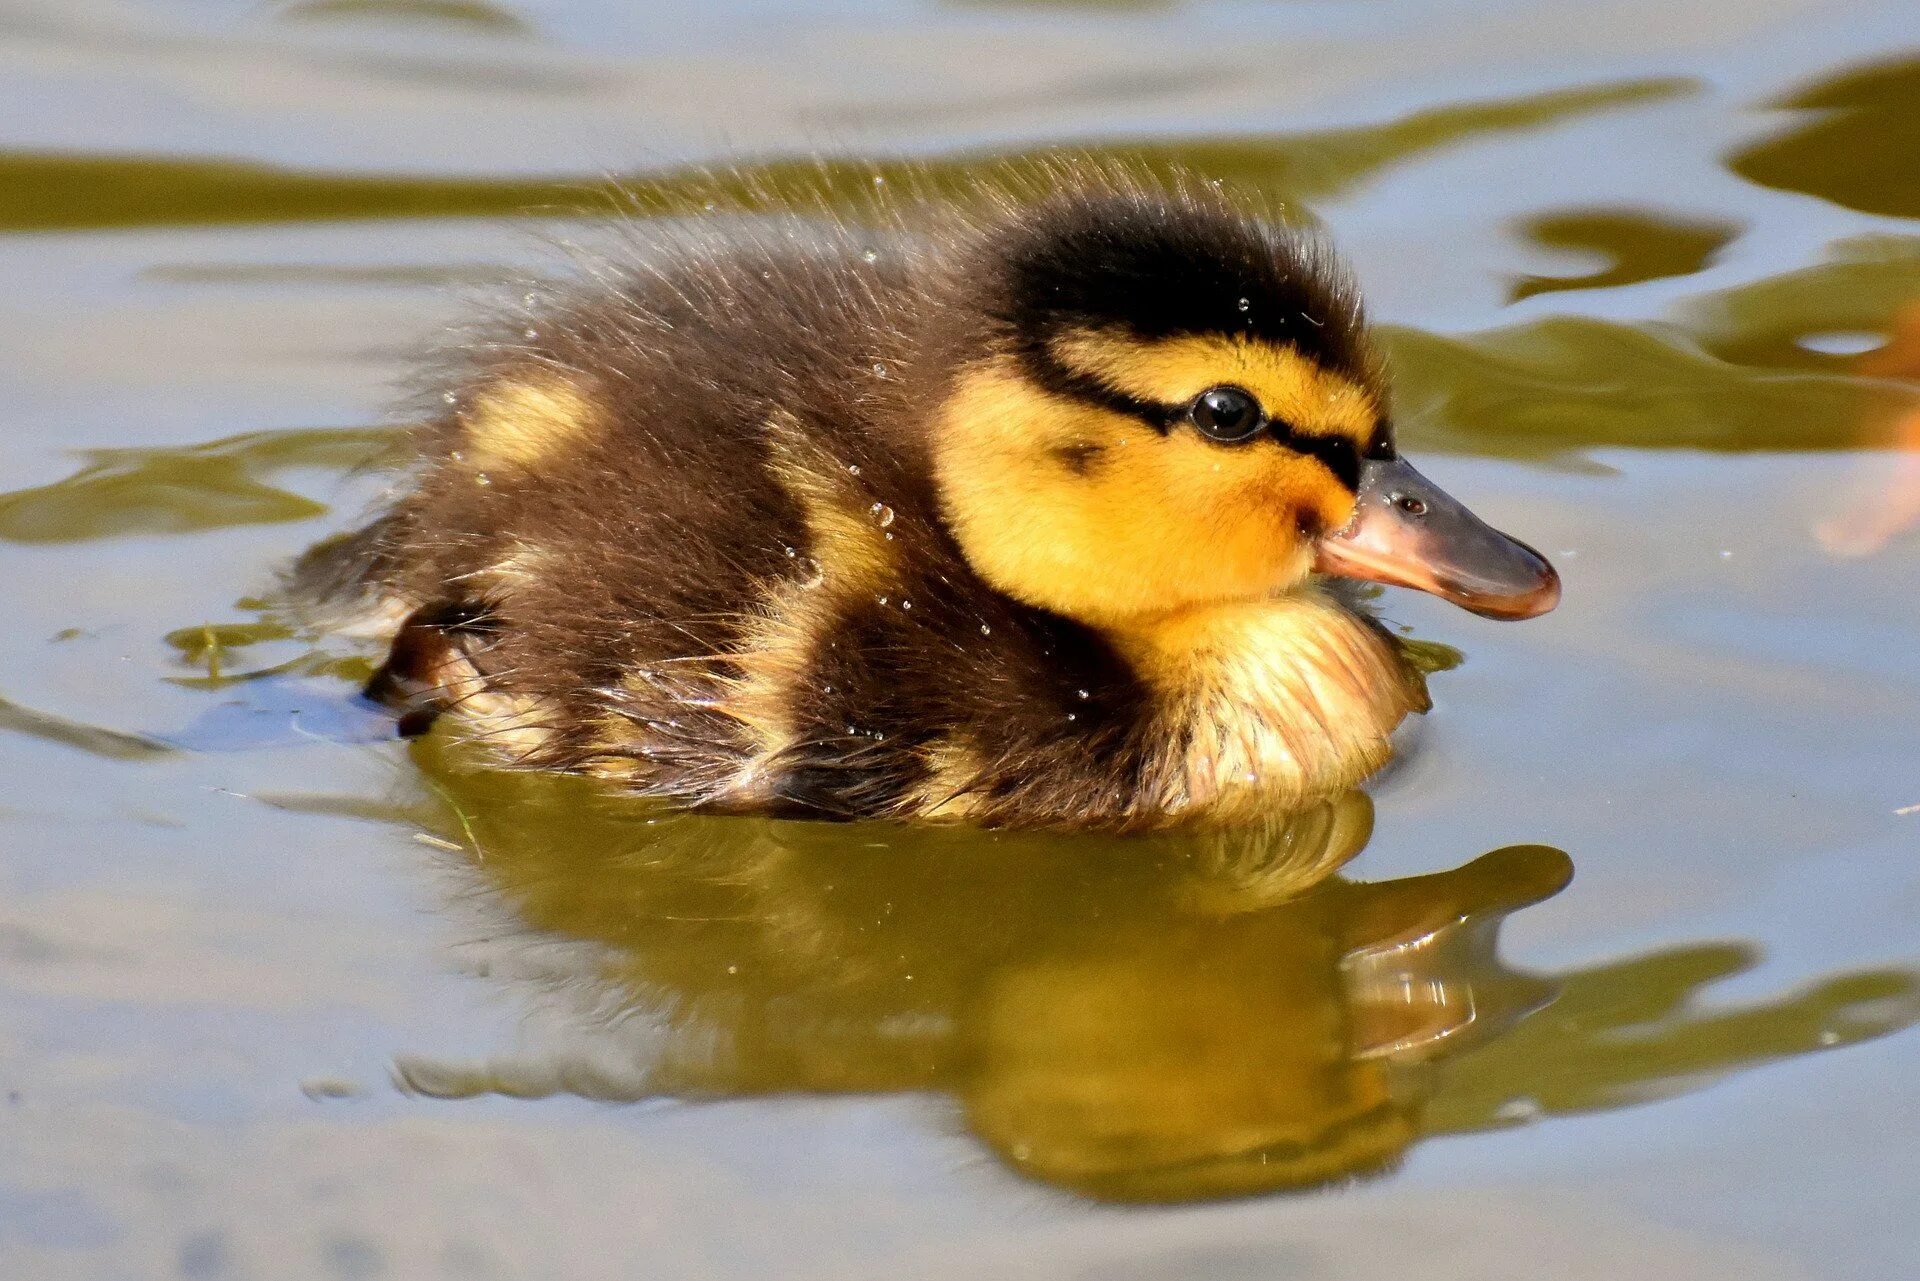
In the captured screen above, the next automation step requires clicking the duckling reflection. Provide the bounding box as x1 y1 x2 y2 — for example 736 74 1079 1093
387 739 1567 1202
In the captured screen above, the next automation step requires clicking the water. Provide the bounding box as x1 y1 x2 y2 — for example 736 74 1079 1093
2 1 1918 1277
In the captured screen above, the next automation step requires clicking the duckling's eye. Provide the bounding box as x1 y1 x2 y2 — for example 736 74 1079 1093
1188 386 1264 443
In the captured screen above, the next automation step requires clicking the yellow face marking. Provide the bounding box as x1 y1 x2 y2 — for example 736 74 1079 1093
1050 329 1378 450
934 357 1354 627
463 375 596 470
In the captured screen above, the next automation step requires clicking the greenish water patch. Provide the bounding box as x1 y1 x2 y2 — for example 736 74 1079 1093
1427 943 1920 1131
0 693 175 761
0 428 401 543
1682 233 1920 374
1729 53 1920 219
0 76 1690 233
1508 208 1740 302
271 0 535 35
141 263 523 288
159 620 372 690
1385 315 1910 459
0 154 603 235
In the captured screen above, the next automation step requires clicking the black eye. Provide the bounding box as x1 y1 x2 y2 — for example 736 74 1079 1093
1188 386 1264 443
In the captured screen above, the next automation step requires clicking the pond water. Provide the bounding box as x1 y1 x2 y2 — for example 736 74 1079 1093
2 1 1918 1277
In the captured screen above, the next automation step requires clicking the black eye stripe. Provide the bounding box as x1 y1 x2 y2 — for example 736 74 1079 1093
1020 343 1174 432
1019 344 1362 490
1275 428 1361 491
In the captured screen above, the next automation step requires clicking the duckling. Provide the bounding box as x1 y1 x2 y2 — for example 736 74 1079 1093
326 164 1559 831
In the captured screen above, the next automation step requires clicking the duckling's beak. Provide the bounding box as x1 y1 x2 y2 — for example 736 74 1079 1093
1315 457 1560 620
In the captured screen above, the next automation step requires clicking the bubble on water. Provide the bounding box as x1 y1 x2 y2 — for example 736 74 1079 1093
847 463 861 477
869 502 895 528
449 450 465 463
862 249 879 264
1796 329 1885 356
1075 688 1090 701
1492 1097 1542 1124
523 328 539 340
703 200 717 212
1236 297 1250 312
876 595 889 607
442 391 459 406
871 362 888 378
872 174 887 188
900 599 911 611
1064 712 1077 722
979 623 992 636
475 472 492 487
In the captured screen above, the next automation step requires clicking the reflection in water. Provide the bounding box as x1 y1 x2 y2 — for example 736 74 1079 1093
1729 54 1920 220
1384 317 1896 460
0 692 175 761
271 0 535 35
0 76 1688 233
1816 302 1920 558
1507 207 1738 303
318 741 1920 1204
1683 234 1920 375
140 262 525 288
1389 237 1920 461
0 428 398 543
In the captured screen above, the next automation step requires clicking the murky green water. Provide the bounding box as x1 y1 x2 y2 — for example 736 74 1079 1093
2 2 1918 1277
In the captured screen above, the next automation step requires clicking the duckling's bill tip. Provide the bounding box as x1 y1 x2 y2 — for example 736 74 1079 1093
1316 457 1561 621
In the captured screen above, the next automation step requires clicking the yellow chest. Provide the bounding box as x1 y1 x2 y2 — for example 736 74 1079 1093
1117 590 1424 822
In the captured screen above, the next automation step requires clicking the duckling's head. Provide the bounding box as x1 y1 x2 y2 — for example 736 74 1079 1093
932 185 1559 629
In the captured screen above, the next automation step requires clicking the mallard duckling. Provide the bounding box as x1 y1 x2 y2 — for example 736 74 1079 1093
330 165 1558 830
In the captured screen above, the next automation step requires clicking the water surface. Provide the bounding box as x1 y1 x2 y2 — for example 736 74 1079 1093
2 1 1918 1278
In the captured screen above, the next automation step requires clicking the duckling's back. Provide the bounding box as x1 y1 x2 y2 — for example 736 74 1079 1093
341 219 1138 823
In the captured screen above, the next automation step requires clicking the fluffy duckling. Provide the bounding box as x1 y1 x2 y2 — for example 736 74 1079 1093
329 166 1558 830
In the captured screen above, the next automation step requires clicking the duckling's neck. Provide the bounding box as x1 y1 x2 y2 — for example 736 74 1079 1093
1108 586 1423 823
